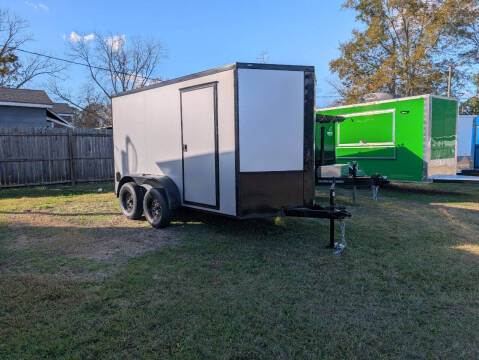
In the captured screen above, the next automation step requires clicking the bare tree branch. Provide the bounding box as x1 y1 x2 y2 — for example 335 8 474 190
66 32 164 99
54 32 164 127
49 80 111 128
0 9 64 88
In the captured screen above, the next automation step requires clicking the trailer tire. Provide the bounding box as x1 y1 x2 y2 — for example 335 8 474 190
119 182 144 220
143 188 171 228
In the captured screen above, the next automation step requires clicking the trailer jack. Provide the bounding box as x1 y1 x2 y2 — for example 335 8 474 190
282 185 351 251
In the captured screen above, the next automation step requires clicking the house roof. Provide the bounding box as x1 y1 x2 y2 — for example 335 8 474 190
52 102 73 115
0 87 53 107
46 109 74 128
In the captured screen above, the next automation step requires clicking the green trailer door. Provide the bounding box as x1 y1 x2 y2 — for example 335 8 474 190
431 97 457 160
315 122 336 165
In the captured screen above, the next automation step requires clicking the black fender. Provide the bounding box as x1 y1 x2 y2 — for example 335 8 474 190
117 174 181 210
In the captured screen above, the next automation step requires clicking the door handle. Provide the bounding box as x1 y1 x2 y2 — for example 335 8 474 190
183 144 188 152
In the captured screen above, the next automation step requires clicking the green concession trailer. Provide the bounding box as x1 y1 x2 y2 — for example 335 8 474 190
316 95 458 182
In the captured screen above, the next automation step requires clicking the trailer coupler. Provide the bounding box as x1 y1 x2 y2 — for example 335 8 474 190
282 204 351 252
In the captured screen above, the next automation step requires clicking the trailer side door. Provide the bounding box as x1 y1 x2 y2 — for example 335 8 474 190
180 83 219 209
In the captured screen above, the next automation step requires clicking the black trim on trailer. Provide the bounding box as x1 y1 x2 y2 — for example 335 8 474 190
234 66 241 217
179 82 220 210
239 171 304 216
303 71 315 208
213 83 220 210
314 114 346 168
112 63 315 98
179 81 218 92
235 63 315 72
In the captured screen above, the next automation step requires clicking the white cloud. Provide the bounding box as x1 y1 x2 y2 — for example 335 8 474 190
25 1 49 11
69 31 81 42
69 31 95 43
105 35 126 52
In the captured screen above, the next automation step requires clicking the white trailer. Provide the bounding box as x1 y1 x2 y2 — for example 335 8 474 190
457 115 479 170
112 63 349 237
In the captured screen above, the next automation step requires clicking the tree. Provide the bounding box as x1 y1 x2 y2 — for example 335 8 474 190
460 74 479 114
75 103 111 128
0 9 63 88
329 0 469 104
52 32 164 127
453 0 479 63
69 32 163 97
50 82 112 128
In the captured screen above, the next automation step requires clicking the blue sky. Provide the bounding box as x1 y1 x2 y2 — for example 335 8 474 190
3 0 358 107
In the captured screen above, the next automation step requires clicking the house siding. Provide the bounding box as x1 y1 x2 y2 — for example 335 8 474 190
0 106 47 128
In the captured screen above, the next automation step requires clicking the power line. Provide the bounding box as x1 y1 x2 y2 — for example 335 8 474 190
17 48 155 81
17 48 345 97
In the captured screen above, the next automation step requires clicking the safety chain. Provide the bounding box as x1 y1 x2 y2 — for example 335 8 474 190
333 219 347 255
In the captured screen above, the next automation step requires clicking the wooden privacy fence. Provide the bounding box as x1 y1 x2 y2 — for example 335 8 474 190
0 128 114 188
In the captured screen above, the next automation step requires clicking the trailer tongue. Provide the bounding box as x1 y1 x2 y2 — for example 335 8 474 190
283 183 351 251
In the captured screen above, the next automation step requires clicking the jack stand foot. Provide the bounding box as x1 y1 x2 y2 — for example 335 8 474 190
333 220 347 255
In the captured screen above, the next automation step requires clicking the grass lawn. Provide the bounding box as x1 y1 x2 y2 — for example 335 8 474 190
0 181 478 359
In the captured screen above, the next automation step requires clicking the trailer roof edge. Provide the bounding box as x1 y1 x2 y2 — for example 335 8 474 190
316 94 458 112
235 63 314 72
112 63 236 98
112 62 315 99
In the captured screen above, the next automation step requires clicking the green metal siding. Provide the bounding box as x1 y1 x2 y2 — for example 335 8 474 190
317 97 425 181
431 98 457 160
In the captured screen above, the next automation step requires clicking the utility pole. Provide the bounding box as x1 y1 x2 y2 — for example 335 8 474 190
447 65 452 97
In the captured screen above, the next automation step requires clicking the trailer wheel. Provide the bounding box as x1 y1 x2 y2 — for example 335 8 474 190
143 188 171 228
119 182 144 220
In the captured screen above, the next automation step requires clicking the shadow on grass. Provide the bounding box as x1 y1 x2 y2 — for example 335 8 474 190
169 207 298 237
0 182 115 200
0 210 121 217
382 182 478 197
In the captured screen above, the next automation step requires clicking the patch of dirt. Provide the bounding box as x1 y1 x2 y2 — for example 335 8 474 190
64 227 180 261
5 211 182 261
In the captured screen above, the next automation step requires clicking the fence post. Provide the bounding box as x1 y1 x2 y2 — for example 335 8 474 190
68 129 76 185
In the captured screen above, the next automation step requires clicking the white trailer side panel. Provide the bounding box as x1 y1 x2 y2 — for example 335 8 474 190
238 68 304 172
457 115 476 170
457 115 475 157
113 69 236 216
113 93 148 177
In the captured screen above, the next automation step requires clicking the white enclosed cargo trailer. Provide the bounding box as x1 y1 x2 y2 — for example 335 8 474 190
112 62 350 236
